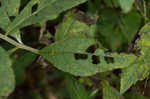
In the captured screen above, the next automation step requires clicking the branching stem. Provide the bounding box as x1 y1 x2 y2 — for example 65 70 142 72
0 33 39 54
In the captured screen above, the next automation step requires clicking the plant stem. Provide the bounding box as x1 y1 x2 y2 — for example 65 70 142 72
0 33 39 54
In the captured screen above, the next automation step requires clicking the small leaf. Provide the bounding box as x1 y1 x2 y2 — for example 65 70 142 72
102 80 124 99
118 0 135 13
120 62 150 94
0 47 15 97
65 74 91 99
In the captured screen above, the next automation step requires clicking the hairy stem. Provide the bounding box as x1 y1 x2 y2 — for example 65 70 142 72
0 33 39 54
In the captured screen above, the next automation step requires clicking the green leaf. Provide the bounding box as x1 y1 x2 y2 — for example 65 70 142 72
40 13 137 76
65 74 91 99
1 0 87 42
1 0 20 16
120 22 150 94
124 92 149 99
118 0 135 13
97 9 141 51
0 1 22 43
104 0 119 8
102 80 123 99
6 0 88 35
0 47 15 97
0 8 10 31
120 61 150 94
12 51 37 85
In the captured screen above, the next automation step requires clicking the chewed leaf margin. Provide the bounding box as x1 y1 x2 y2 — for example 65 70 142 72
120 22 150 94
40 12 137 76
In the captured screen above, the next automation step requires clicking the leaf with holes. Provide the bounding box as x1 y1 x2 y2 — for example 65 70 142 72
40 13 137 76
120 22 150 94
6 0 88 35
0 0 87 42
0 47 15 97
0 0 21 43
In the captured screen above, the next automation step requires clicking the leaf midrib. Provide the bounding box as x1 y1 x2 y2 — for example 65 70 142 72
6 0 56 34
